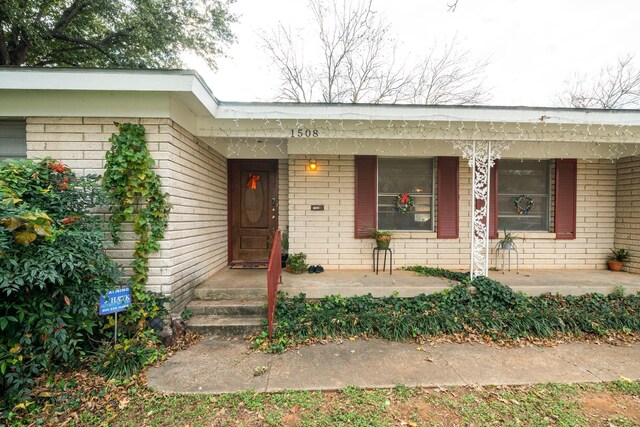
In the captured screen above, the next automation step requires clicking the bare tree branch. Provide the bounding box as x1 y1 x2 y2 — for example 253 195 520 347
409 38 490 105
556 55 640 109
261 0 489 105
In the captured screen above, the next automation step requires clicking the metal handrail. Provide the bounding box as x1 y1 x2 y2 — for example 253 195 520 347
266 228 282 340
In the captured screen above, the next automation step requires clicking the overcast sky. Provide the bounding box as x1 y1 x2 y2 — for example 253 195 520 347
184 0 640 107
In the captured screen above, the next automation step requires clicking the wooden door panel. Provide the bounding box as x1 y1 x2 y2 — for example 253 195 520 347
230 160 278 263
241 170 268 228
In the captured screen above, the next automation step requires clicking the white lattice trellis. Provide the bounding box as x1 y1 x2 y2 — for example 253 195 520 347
453 140 510 278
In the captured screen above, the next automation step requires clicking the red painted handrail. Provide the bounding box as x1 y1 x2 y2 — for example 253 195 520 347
267 228 282 340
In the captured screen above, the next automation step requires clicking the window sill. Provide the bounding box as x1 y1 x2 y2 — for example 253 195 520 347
493 232 557 240
390 231 437 239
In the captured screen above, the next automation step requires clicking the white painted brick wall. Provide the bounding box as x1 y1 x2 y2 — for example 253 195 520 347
26 117 228 309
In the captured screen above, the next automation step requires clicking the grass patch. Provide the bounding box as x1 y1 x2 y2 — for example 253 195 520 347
5 378 640 426
254 267 640 352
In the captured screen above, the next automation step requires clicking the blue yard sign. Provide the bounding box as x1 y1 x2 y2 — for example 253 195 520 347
99 287 131 316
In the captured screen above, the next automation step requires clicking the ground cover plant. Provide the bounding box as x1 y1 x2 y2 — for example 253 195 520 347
255 266 640 352
3 372 640 426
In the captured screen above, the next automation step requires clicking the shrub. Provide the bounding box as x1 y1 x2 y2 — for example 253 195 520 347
92 339 161 380
286 252 308 274
0 159 121 401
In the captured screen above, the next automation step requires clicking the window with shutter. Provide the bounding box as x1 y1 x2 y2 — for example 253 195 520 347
377 157 434 231
497 159 551 232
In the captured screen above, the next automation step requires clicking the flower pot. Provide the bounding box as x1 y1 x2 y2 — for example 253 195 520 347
501 242 513 250
608 260 623 271
376 237 391 250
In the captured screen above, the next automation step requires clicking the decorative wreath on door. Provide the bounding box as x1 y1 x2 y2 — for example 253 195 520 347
513 194 534 215
247 173 261 190
394 193 415 214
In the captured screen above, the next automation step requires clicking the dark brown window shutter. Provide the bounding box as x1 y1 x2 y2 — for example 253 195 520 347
354 155 377 238
474 161 498 239
489 161 498 239
437 157 459 238
555 159 577 240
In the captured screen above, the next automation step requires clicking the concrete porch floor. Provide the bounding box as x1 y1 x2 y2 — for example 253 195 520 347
193 267 640 300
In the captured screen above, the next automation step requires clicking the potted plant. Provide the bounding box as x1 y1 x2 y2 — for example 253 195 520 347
286 252 308 274
608 248 630 271
371 229 392 250
281 228 289 268
495 227 521 250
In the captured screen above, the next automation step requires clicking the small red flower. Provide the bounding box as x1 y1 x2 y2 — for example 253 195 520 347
61 216 80 225
49 160 68 173
59 183 68 191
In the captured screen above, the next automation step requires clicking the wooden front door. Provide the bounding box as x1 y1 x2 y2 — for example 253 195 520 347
229 160 278 263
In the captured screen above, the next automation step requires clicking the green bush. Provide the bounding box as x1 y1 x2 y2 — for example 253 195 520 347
286 252 308 273
260 268 640 352
0 159 122 401
92 340 161 380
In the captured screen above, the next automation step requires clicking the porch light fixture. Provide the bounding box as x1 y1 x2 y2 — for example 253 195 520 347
308 159 318 171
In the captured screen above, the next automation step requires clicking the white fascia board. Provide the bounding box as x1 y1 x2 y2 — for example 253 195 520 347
0 68 219 117
215 102 640 126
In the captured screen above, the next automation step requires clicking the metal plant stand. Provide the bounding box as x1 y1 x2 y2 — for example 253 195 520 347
495 246 520 274
372 248 393 275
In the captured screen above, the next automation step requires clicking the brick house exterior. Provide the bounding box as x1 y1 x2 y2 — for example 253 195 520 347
2 69 639 309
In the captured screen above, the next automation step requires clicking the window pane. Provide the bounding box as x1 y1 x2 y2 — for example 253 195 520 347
497 160 550 231
0 120 27 160
378 158 433 231
378 158 433 195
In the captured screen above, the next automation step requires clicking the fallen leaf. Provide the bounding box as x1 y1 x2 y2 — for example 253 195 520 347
118 397 130 409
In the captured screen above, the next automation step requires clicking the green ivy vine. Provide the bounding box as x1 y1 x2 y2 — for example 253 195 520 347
103 123 171 333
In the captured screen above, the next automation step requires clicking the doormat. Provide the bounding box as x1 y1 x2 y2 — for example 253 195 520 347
230 263 268 270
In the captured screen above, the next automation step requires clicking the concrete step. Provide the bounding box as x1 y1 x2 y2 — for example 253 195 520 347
193 287 267 300
187 299 267 316
187 314 265 337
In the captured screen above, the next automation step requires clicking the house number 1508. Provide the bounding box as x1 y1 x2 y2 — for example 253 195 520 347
290 129 319 137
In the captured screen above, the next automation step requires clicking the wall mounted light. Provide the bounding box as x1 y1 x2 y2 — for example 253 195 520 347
308 159 318 171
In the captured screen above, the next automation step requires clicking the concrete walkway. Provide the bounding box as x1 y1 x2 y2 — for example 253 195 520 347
147 338 640 394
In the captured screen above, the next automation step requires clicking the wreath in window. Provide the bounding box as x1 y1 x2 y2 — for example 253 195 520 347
514 194 534 215
394 193 415 214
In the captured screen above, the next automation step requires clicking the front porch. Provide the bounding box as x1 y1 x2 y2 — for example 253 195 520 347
192 267 640 300
186 267 640 336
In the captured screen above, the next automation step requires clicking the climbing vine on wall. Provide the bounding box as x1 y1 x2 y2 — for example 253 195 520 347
103 123 171 332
